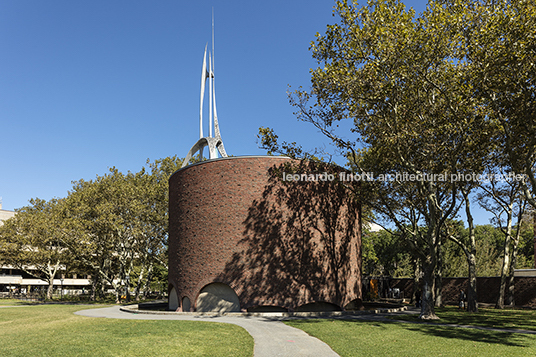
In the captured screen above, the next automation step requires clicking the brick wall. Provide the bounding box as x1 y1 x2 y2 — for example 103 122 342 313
390 277 536 307
169 156 362 311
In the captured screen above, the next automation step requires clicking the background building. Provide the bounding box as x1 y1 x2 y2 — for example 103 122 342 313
0 202 91 297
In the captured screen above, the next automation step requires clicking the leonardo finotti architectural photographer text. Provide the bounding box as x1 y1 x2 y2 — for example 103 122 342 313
282 171 527 183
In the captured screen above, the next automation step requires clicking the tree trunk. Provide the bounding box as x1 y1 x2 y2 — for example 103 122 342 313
142 264 154 299
90 278 97 302
506 256 516 306
464 189 478 313
496 251 510 309
46 282 54 300
419 260 439 320
496 217 512 309
134 268 144 301
411 258 420 306
434 240 443 308
506 216 523 306
466 253 478 312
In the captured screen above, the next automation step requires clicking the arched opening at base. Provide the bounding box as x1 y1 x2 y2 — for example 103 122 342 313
182 296 191 312
295 301 342 312
196 282 240 313
168 287 179 311
344 298 364 311
246 305 288 313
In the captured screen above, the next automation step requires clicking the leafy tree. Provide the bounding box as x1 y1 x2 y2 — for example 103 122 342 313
62 169 132 302
0 198 71 299
460 0 536 210
516 214 535 270
64 156 182 301
0 156 182 302
476 168 528 308
61 156 183 302
363 229 412 278
132 156 183 299
444 186 481 312
261 0 492 319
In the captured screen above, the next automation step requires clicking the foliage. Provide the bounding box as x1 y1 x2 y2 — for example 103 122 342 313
363 223 526 279
257 126 327 161
0 156 183 303
62 157 182 302
278 0 495 318
362 229 413 277
459 0 536 210
0 198 70 299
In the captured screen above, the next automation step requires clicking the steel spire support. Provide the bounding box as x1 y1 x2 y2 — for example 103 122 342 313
182 12 227 168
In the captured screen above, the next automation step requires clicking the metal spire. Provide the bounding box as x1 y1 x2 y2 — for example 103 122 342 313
182 10 228 168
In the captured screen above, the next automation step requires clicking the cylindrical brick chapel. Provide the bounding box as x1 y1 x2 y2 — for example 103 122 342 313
168 156 362 312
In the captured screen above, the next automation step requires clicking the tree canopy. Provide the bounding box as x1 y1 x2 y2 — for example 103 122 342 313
259 0 535 318
0 156 183 302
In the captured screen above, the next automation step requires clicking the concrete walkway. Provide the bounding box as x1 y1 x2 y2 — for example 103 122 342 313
75 306 339 357
75 305 536 356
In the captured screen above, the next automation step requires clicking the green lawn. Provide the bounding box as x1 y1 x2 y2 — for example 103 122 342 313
285 318 536 356
0 302 253 357
390 306 536 331
0 298 43 306
3 300 535 357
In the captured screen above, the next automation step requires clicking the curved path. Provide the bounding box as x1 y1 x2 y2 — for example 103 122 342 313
75 306 339 357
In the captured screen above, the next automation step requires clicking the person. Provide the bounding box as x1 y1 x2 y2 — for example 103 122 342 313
459 290 466 309
415 289 422 308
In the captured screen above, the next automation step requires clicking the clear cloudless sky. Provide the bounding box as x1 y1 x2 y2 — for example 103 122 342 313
0 1 493 225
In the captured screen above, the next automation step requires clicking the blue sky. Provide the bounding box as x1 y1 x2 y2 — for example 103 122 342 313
0 1 493 225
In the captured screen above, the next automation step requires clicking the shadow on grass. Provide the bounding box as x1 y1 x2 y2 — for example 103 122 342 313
402 322 530 347
391 307 536 331
289 318 533 348
438 307 536 331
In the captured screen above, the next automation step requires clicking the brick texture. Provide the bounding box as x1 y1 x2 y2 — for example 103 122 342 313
390 277 536 306
168 156 362 311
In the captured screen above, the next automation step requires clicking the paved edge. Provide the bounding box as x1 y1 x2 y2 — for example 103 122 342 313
119 304 408 317
74 305 341 357
74 304 536 356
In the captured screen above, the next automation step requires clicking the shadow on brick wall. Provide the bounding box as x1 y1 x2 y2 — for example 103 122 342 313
217 160 362 311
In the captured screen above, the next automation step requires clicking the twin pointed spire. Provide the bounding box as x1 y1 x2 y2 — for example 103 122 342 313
182 11 228 168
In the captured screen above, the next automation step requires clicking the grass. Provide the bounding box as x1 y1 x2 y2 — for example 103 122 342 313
0 298 48 306
285 316 536 356
388 306 536 331
3 300 535 356
0 302 253 357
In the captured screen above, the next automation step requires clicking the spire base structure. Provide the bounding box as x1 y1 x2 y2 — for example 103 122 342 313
182 137 227 168
182 17 228 169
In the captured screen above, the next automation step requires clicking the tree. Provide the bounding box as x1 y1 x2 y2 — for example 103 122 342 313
131 156 183 299
62 169 133 302
270 0 491 319
60 157 183 302
0 198 71 299
363 229 412 278
476 170 527 308
461 0 536 209
445 187 479 312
